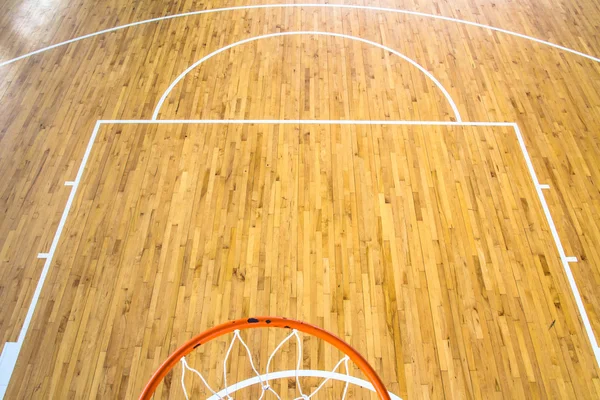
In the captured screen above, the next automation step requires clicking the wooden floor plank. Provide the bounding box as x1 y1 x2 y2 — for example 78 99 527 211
6 122 599 399
2 7 600 355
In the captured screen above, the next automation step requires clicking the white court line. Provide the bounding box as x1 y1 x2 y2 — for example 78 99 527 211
207 370 403 400
0 3 598 69
2 119 599 399
512 124 599 364
150 31 462 122
101 119 514 126
17 120 102 344
0 121 102 399
64 181 75 186
538 184 550 189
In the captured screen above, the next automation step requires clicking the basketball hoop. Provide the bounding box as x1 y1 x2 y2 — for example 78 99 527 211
139 316 394 399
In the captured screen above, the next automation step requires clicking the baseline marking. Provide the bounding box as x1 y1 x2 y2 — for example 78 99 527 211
151 31 462 122
1 119 598 399
0 3 598 68
207 370 403 400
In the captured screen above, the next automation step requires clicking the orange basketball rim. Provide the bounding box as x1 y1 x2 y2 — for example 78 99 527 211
139 316 391 399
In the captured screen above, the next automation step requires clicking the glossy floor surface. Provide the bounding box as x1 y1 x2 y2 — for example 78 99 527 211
0 1 600 398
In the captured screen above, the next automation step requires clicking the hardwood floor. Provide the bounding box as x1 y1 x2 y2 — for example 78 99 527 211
4 122 599 398
1 2 600 398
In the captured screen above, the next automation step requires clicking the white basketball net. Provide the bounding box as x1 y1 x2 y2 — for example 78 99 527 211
179 329 351 399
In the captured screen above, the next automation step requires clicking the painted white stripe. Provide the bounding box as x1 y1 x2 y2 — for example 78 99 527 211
206 370 403 400
150 31 462 122
2 118 598 399
64 181 75 186
0 4 598 69
0 344 19 388
100 119 516 126
0 121 103 399
538 184 550 189
512 124 599 365
37 253 49 259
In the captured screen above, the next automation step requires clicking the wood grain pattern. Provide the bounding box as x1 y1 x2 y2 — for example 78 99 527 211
6 123 599 398
1 4 600 398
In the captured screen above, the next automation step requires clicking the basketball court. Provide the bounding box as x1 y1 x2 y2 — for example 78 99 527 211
0 2 599 398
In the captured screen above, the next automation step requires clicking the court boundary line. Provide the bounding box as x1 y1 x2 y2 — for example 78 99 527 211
0 119 598 398
0 3 599 68
151 31 462 122
206 370 403 400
